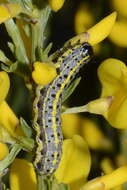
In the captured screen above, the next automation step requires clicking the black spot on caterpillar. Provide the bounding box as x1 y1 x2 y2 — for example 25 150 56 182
33 42 93 175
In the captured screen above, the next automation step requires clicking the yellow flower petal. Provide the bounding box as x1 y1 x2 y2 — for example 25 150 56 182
107 96 127 128
0 101 24 137
82 165 127 190
87 97 113 116
0 3 22 24
32 62 57 85
101 158 114 174
97 58 127 128
61 113 81 138
0 71 10 105
112 0 127 18
81 118 112 150
100 158 123 190
74 3 94 34
98 58 127 97
69 12 117 46
109 20 127 47
55 135 91 184
48 0 65 12
0 142 9 160
10 159 37 190
70 178 87 190
87 12 117 46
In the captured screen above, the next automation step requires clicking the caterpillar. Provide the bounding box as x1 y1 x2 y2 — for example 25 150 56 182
33 41 93 176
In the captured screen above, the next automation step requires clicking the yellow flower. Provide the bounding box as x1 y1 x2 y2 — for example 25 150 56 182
98 58 127 129
70 12 117 46
87 58 127 129
10 159 37 190
0 71 24 139
81 118 112 150
62 112 112 150
82 165 127 190
87 12 117 46
101 157 124 190
32 61 57 85
87 97 113 116
48 0 65 12
0 3 22 24
108 20 127 47
55 135 91 190
101 158 114 174
61 113 82 138
0 142 9 160
0 101 24 137
74 3 94 34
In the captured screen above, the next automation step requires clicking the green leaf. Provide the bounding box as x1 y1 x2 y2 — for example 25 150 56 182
44 43 53 55
20 117 32 138
41 43 53 61
24 24 31 37
62 77 81 103
5 19 29 64
20 0 33 10
0 144 21 175
1 62 18 73
16 136 34 151
8 42 14 53
0 50 10 63
1 61 31 80
31 5 51 62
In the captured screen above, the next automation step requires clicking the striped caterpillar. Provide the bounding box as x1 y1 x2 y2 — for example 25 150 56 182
33 41 93 175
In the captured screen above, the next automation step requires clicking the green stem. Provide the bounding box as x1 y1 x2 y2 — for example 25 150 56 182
62 105 88 114
31 22 40 62
38 175 48 190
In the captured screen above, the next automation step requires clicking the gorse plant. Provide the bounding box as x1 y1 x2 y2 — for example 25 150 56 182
0 0 127 190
